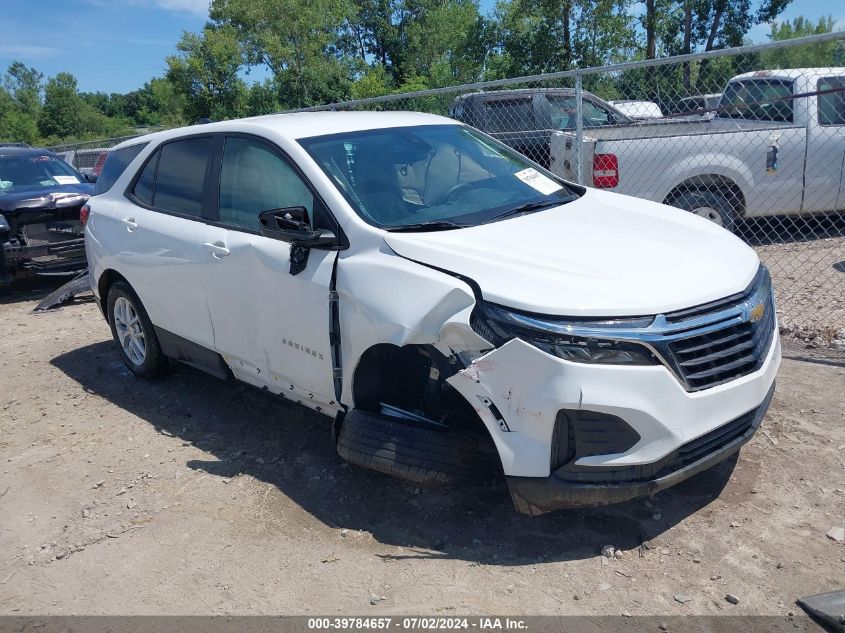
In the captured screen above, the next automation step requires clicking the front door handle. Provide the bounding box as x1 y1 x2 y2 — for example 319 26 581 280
120 217 138 231
201 241 230 258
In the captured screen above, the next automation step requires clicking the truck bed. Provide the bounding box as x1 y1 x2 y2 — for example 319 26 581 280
581 117 800 141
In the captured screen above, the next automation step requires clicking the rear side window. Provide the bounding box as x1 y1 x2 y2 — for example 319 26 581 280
132 150 158 206
95 143 147 195
130 137 215 217
818 77 845 126
153 138 215 216
484 98 534 133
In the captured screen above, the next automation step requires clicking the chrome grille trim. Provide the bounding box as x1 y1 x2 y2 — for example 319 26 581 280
524 265 775 392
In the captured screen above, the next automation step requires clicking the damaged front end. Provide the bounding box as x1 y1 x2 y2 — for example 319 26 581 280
444 282 779 515
0 191 89 285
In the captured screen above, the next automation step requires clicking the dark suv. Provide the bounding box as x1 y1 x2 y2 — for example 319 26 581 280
0 145 94 285
449 88 631 168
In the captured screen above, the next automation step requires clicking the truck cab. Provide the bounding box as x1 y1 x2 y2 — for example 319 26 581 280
450 88 631 169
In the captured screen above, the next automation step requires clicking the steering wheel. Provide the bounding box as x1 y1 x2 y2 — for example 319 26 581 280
438 182 473 204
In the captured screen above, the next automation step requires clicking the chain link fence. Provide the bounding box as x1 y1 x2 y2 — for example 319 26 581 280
292 32 845 356
49 33 845 355
49 132 161 176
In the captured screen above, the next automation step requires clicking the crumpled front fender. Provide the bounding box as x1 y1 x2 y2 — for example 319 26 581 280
446 338 582 478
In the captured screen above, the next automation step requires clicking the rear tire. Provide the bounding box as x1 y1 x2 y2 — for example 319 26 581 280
670 190 737 231
107 282 166 379
337 409 500 486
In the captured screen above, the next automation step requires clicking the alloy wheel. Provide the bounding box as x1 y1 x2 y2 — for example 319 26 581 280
113 296 146 366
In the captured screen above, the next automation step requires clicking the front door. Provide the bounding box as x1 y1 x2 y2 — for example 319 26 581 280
201 134 340 413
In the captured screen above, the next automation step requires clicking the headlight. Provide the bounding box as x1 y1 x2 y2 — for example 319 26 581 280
0 213 8 233
470 302 659 366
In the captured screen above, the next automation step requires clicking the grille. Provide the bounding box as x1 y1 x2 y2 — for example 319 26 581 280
662 405 757 475
665 292 775 391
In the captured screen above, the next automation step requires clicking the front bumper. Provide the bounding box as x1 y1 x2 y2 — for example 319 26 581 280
506 381 774 515
1 219 86 281
445 323 780 514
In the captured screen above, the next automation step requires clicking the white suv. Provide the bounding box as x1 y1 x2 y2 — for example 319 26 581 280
84 112 780 515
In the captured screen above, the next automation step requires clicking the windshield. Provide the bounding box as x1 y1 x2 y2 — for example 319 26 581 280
0 153 84 193
299 124 578 230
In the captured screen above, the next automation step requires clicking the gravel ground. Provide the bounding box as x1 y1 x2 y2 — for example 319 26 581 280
0 280 843 616
755 234 845 349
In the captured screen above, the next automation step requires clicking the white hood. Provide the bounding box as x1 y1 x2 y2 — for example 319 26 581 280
384 189 760 317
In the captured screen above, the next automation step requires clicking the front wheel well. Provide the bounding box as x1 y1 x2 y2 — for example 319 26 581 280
351 343 490 437
664 175 746 216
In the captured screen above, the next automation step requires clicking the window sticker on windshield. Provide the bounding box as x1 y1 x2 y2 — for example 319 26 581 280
514 168 563 195
53 175 80 185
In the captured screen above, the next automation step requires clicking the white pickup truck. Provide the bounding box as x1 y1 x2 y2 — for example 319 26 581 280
550 68 845 228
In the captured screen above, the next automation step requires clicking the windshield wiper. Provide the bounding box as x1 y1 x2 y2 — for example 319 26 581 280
385 220 468 232
486 198 571 223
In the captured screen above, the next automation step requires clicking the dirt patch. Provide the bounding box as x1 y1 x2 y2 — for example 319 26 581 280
755 234 845 348
0 282 843 615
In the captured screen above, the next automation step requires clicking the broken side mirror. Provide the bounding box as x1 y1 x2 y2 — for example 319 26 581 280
258 207 338 275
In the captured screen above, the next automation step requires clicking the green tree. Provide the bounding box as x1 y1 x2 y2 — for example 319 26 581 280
489 0 577 77
38 72 84 140
211 0 357 108
166 24 248 121
0 109 39 144
352 0 489 87
487 0 637 79
4 61 43 119
245 80 280 115
146 78 188 127
762 15 840 68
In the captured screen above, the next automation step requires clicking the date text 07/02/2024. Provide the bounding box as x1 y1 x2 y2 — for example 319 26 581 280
307 618 528 630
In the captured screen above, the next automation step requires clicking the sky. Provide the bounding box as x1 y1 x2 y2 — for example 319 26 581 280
1 0 843 95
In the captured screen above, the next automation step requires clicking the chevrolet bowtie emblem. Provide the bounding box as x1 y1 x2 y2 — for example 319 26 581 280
749 303 766 323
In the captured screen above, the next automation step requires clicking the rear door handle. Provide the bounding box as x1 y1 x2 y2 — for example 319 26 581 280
120 217 138 231
201 241 230 258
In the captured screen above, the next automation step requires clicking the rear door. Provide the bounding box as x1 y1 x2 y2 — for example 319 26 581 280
199 134 340 412
116 135 226 350
804 75 845 212
480 96 548 165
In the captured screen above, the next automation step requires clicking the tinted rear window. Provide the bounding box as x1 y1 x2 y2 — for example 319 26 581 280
94 143 147 195
132 149 158 206
147 137 214 216
484 98 535 133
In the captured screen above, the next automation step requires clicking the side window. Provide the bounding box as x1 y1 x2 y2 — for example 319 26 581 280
719 79 794 122
484 98 535 133
153 137 215 217
583 101 612 127
547 96 577 129
219 136 315 231
132 149 158 206
547 96 612 129
818 77 845 126
95 143 147 195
